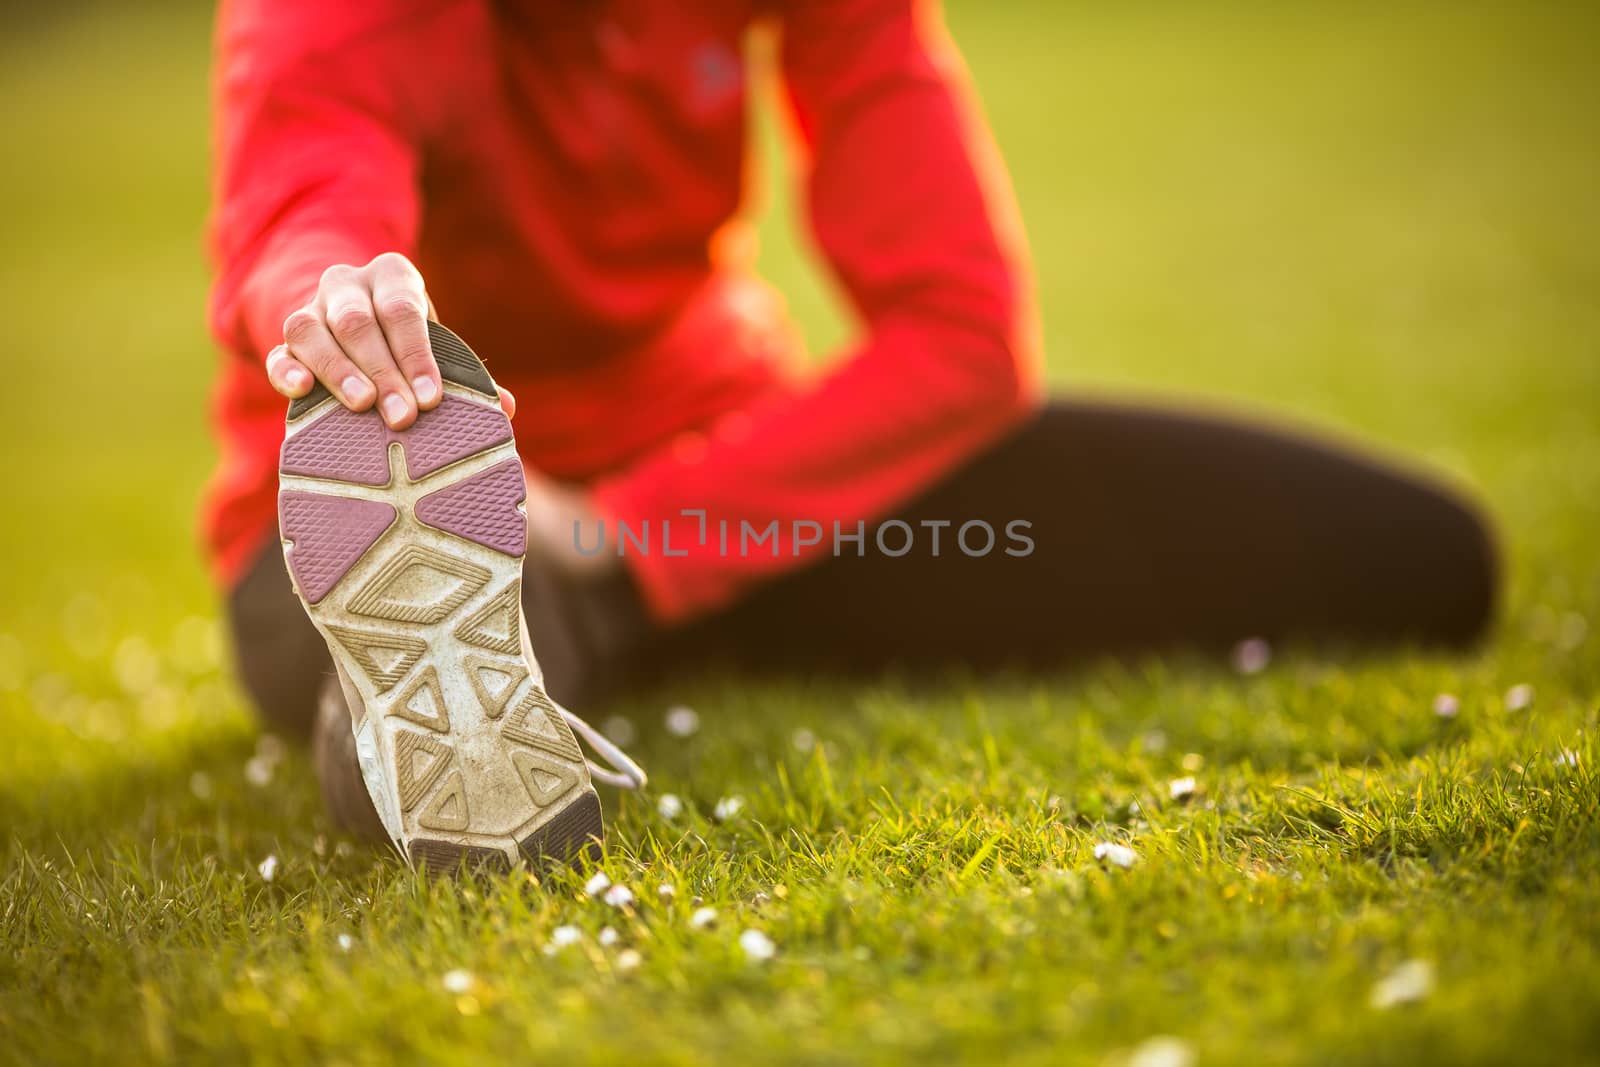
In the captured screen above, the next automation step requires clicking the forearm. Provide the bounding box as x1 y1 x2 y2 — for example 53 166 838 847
206 0 429 364
592 318 1038 621
215 225 404 363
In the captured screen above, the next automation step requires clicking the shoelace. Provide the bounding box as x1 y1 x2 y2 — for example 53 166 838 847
559 707 647 791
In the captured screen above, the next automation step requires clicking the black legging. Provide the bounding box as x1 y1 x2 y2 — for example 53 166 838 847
228 399 1498 736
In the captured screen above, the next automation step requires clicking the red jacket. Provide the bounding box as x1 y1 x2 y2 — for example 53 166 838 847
205 0 1040 622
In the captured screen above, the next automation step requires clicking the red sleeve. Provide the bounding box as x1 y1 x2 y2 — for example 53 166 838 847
207 0 438 363
593 0 1042 622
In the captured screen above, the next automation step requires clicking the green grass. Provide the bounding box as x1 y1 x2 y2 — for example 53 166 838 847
2 2 1598 1063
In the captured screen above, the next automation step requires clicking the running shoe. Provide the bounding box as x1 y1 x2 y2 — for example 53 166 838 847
276 322 642 872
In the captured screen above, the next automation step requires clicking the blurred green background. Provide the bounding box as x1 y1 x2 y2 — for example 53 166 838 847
2 1 1595 653
1 2 1596 1063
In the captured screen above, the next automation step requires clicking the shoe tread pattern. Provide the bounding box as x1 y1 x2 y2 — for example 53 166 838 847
278 325 600 875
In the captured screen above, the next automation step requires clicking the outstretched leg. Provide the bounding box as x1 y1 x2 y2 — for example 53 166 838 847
227 398 1499 712
650 398 1498 674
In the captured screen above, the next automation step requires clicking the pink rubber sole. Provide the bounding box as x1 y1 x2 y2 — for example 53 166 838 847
278 397 524 603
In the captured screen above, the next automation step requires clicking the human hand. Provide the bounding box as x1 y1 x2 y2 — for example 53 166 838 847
266 252 442 429
267 252 516 424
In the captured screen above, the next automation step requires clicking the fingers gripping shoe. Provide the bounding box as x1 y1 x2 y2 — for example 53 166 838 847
277 322 642 873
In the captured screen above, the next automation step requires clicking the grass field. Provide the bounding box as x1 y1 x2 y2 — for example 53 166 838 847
2 2 1598 1063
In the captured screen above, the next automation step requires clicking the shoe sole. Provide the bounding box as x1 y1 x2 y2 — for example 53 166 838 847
277 322 602 874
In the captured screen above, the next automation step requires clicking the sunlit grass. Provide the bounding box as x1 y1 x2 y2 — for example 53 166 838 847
1 2 1597 1063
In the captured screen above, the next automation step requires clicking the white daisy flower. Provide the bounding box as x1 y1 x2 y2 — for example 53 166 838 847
602 883 635 908
598 926 620 946
1230 637 1271 675
713 795 745 821
1093 842 1137 868
1555 749 1581 767
664 705 700 737
657 793 684 820
1433 693 1460 719
658 882 676 901
336 933 354 953
583 871 612 897
243 756 274 787
690 906 718 929
790 728 816 753
739 928 777 962
1370 959 1435 1009
1504 684 1534 712
546 924 582 953
616 948 643 972
441 969 473 994
257 854 278 882
1128 1036 1196 1067
1168 776 1197 801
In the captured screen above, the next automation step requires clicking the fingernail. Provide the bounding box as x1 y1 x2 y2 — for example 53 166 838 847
341 376 373 404
412 376 438 404
382 394 409 423
286 366 310 391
